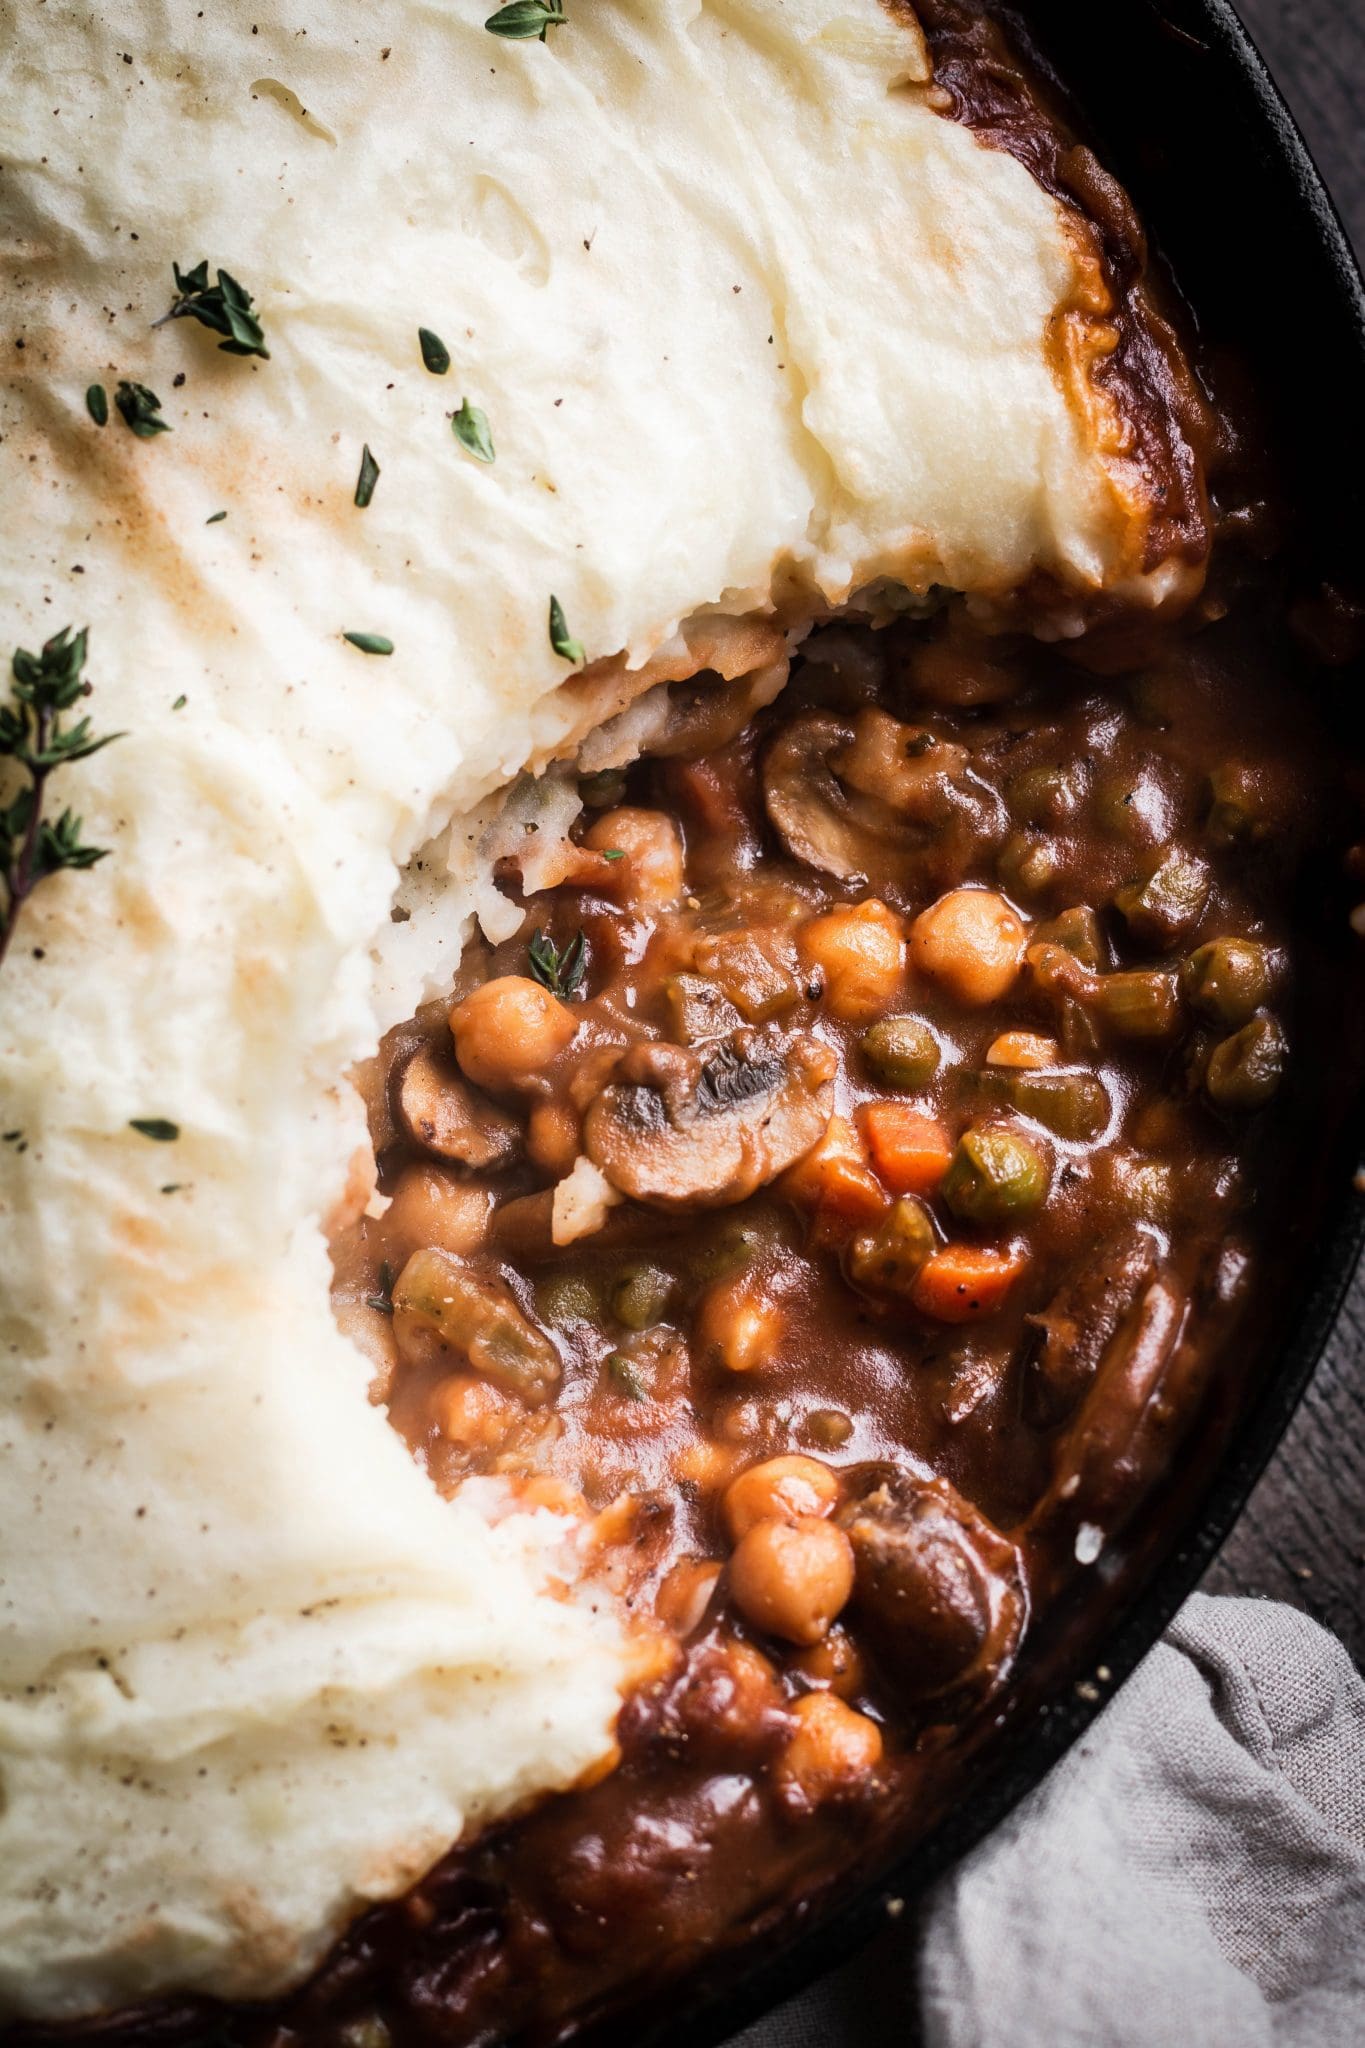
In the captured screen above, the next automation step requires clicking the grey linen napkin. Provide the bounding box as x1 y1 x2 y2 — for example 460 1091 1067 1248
734 1593 1365 2048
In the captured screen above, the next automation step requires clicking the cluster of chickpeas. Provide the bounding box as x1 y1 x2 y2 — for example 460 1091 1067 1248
356 788 1286 1804
708 1452 883 1803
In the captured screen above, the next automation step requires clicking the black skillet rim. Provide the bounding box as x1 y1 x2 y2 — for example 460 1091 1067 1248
570 3 1365 2044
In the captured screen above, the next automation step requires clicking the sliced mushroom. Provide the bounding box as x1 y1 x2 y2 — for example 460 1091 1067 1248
392 1042 521 1169
763 711 917 883
763 709 1002 886
838 1467 1026 1701
391 1246 560 1406
583 1028 835 1211
1024 1229 1159 1424
1036 1268 1190 1530
650 657 790 760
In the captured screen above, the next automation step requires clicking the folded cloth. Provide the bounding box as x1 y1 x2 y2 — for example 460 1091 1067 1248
734 1593 1365 2048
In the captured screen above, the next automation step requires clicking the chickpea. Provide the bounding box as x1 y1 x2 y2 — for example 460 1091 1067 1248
449 975 577 1095
695 1272 782 1374
430 1373 517 1451
910 887 1026 1004
778 1691 883 1802
526 1099 580 1176
674 1438 737 1491
728 1514 855 1645
383 1162 494 1261
704 1636 785 1742
583 807 685 907
723 1455 841 1542
797 898 906 1023
791 1623 865 1698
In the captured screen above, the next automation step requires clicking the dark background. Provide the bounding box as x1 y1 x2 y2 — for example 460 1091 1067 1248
1199 0 1365 1660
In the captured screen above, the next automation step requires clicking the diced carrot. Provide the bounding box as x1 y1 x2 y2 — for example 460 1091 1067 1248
781 1115 890 1246
859 1102 954 1196
911 1244 1027 1324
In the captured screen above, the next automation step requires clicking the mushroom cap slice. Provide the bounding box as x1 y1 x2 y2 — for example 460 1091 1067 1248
762 711 885 883
392 1041 521 1169
839 1467 1026 1700
763 708 996 887
584 1029 835 1211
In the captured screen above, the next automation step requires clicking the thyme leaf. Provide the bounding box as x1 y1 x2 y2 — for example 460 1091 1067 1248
342 632 394 656
205 509 227 524
527 925 586 999
86 383 109 427
129 1118 179 1142
0 627 124 970
418 328 451 375
548 594 584 665
366 1260 396 1316
115 381 171 438
604 1352 646 1400
354 443 380 509
451 399 495 464
485 0 567 40
154 260 269 359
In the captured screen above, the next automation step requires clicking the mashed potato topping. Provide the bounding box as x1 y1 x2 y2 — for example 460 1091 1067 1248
0 0 1204 2018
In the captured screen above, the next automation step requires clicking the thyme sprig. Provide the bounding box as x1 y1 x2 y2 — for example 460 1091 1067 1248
528 926 586 999
153 261 269 359
0 627 123 970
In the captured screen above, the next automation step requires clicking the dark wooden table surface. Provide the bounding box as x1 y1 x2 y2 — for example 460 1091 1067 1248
1196 0 1365 1661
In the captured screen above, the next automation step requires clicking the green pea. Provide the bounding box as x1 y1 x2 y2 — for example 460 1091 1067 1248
803 1407 854 1449
1204 1014 1286 1111
611 1262 674 1331
1182 937 1274 1028
860 1014 940 1090
692 1224 765 1282
847 1195 936 1296
942 1125 1049 1225
536 1271 602 1327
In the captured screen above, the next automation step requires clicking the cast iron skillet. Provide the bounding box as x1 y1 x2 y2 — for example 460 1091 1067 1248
569 3 1365 2042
